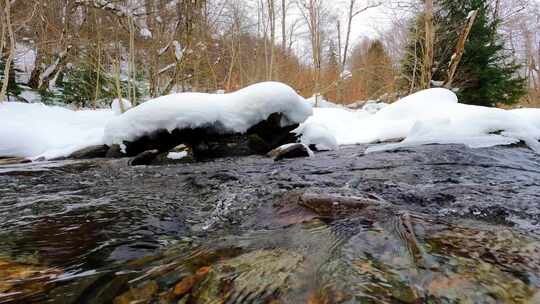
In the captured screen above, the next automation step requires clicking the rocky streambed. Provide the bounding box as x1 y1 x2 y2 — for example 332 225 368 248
1 144 540 303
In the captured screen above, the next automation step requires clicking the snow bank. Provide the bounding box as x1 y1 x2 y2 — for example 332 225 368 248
0 102 115 159
0 82 311 160
103 82 312 146
3 84 539 160
297 88 540 154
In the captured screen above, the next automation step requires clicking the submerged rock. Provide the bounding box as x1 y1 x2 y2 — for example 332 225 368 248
268 143 312 161
190 249 304 303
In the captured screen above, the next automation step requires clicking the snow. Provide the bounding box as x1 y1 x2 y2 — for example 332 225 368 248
0 82 311 159
293 120 338 150
103 82 312 146
167 151 188 160
307 94 345 108
172 41 183 61
297 88 540 154
3 83 540 161
19 90 41 103
0 102 115 159
361 101 387 114
140 27 152 38
111 98 132 115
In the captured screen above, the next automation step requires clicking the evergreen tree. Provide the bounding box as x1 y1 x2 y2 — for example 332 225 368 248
364 40 393 99
400 14 426 94
0 58 23 100
60 64 143 108
401 0 526 107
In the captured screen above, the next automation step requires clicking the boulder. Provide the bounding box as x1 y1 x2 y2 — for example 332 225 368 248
129 150 160 166
118 113 300 160
151 145 195 165
68 145 109 159
268 143 312 161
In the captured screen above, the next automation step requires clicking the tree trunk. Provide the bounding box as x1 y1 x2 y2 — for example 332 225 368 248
0 0 15 102
444 10 477 89
342 0 354 68
267 0 276 81
423 0 434 89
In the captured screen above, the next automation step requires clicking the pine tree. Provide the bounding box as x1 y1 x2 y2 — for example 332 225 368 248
0 57 22 100
401 0 526 107
60 64 143 108
364 40 393 99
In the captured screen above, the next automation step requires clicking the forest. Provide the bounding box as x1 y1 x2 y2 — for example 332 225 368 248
1 0 538 108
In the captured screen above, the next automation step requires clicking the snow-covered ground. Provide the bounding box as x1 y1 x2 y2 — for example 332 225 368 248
0 102 115 159
1 83 540 160
0 82 312 159
297 88 540 153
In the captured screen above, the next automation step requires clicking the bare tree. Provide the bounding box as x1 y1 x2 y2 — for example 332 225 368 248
341 0 381 68
422 0 434 89
298 0 324 105
267 0 276 80
0 0 15 102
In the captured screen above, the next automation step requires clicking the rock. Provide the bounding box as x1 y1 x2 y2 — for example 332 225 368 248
0 257 62 300
106 144 126 158
272 191 388 226
119 112 301 160
0 157 31 165
129 150 160 166
68 145 109 159
152 145 195 165
174 266 210 296
190 249 303 303
268 143 312 161
113 281 158 304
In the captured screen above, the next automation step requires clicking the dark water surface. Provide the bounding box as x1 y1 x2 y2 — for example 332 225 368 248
1 145 540 303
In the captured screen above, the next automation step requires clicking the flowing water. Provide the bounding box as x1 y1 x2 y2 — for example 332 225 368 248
1 144 540 303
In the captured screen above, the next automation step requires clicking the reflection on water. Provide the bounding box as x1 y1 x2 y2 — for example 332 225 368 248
1 145 540 303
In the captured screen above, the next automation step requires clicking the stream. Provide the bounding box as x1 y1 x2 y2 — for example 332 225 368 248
1 144 540 303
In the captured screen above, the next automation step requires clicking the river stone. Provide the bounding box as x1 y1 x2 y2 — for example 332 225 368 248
129 150 160 166
68 145 109 159
152 145 195 165
268 143 312 161
118 112 299 159
190 249 304 303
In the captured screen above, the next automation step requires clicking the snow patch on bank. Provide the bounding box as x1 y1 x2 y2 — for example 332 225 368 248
297 88 540 154
103 82 312 146
0 102 115 159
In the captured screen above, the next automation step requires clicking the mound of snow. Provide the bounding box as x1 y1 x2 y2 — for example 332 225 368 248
103 82 312 146
297 88 540 154
0 102 115 159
